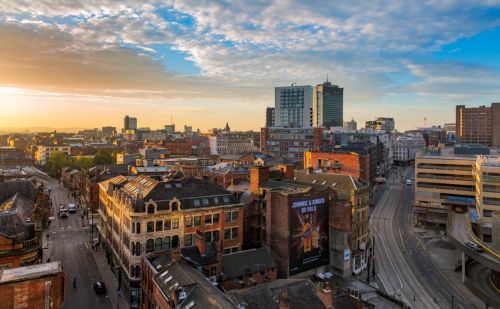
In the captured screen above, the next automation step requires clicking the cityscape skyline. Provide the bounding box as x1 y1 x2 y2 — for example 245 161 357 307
1 1 500 131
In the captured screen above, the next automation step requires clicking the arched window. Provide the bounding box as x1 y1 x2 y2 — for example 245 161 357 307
136 222 141 234
135 265 141 278
146 239 154 253
163 236 171 250
135 242 142 255
172 235 179 248
147 204 155 214
171 201 178 212
155 237 162 251
147 221 154 233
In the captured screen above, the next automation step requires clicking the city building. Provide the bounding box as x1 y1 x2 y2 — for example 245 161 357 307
116 153 138 165
202 162 250 189
456 103 500 147
304 142 377 185
164 124 175 135
208 131 258 156
294 170 371 277
260 127 324 160
0 262 65 309
343 118 357 131
473 156 500 242
414 149 476 227
313 81 343 127
274 85 313 128
265 107 275 127
0 147 31 167
392 133 426 165
97 173 244 308
124 115 138 131
365 117 395 133
142 251 237 309
102 126 117 136
34 145 70 166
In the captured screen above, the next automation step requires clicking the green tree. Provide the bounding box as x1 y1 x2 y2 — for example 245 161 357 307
74 155 94 170
45 151 69 177
93 150 113 165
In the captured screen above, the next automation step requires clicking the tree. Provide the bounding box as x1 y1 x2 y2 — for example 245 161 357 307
74 155 94 170
93 150 113 165
45 151 69 177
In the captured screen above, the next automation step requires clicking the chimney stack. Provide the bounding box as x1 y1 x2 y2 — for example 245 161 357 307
316 282 333 308
250 166 269 195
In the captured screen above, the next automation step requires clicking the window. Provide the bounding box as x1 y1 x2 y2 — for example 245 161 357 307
231 210 239 221
155 237 162 251
146 239 154 253
193 199 201 206
185 216 192 227
213 213 219 224
132 242 141 256
205 231 212 243
224 228 232 240
213 230 219 241
223 248 231 254
156 221 163 231
172 235 179 248
185 234 193 246
163 236 171 249
214 197 219 204
193 215 201 226
164 219 171 230
223 196 230 203
202 198 209 206
232 227 238 240
205 214 212 225
147 221 154 233
171 202 178 212
148 204 155 214
136 222 141 234
172 218 179 229
224 211 231 222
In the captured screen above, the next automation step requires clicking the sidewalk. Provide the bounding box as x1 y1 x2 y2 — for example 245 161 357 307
86 243 129 309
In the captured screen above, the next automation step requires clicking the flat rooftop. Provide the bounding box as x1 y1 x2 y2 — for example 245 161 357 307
0 261 62 283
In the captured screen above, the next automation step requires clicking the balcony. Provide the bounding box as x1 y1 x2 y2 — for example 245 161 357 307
21 238 40 249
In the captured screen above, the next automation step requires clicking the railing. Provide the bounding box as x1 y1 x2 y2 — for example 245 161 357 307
21 238 40 249
417 182 474 192
418 164 471 171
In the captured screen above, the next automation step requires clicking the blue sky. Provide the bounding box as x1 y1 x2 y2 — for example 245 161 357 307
0 0 499 131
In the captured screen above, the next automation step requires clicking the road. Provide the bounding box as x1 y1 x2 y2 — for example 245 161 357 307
371 169 439 309
43 179 112 309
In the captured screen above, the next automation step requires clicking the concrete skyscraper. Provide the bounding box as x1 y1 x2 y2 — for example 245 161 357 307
456 103 500 147
124 115 137 131
265 107 275 127
313 81 343 127
274 85 313 128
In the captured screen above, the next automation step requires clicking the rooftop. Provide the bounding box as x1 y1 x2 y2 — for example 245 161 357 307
293 170 367 192
0 261 62 284
221 247 275 280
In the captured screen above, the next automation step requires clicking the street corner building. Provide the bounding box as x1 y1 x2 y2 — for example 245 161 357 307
97 171 244 308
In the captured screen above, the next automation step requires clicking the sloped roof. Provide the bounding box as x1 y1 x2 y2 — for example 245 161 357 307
0 193 35 241
222 247 275 280
293 170 367 192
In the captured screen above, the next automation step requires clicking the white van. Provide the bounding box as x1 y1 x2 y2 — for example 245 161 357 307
68 203 77 213
59 208 69 218
406 179 412 185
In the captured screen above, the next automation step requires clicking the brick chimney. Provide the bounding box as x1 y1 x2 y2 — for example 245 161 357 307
250 166 269 195
283 164 294 180
316 282 333 308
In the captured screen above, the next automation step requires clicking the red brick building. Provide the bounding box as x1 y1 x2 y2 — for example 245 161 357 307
0 261 65 309
304 151 370 185
260 127 324 161
456 103 500 147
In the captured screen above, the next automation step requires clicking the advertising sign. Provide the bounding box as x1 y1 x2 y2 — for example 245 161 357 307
289 195 329 275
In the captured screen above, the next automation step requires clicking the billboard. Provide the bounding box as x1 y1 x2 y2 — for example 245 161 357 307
289 194 329 275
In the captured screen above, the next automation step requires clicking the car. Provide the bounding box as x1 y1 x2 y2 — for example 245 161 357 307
465 241 484 253
406 179 412 185
59 208 68 218
93 281 107 294
68 203 77 213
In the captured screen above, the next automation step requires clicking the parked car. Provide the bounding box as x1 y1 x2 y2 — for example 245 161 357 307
68 203 77 213
59 208 68 218
93 281 107 294
465 241 484 253
406 179 412 185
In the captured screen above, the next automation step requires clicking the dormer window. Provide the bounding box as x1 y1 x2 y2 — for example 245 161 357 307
147 204 155 214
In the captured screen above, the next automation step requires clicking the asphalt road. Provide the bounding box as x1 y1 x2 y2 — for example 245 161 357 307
43 179 112 309
371 167 440 309
395 171 475 309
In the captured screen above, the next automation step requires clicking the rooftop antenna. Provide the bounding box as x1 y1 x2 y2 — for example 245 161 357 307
326 73 329 83
291 82 296 87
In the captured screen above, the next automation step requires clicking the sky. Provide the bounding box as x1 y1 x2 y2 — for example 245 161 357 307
1 1 500 132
